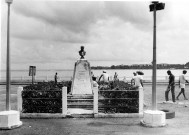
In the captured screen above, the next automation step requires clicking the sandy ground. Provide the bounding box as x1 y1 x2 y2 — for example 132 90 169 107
0 84 189 135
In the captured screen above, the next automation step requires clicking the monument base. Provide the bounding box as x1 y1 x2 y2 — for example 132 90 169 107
71 59 93 95
0 110 22 129
141 110 166 127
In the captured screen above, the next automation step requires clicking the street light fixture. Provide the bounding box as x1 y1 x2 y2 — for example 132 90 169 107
5 0 13 111
149 1 165 111
150 2 165 12
5 0 13 4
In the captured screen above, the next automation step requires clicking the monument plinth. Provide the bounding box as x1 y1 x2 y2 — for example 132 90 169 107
71 46 93 95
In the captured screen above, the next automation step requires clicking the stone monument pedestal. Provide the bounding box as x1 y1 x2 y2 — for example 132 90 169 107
71 59 93 95
0 110 22 129
141 110 166 127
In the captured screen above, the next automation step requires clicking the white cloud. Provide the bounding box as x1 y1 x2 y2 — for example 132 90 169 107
1 1 189 70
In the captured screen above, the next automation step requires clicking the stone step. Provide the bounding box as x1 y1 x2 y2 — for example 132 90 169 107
68 101 93 105
68 102 93 106
68 105 93 109
67 94 93 99
67 98 93 102
67 98 93 104
67 94 93 109
67 114 94 118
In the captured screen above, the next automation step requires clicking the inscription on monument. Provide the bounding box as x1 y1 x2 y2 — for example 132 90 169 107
71 60 92 95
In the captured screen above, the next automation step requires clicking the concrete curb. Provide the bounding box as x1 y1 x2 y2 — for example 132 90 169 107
95 113 143 118
21 113 143 118
21 113 66 119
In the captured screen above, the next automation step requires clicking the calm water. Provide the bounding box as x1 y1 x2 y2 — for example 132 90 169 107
1 69 189 81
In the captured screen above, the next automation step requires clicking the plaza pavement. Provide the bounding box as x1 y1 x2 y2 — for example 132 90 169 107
0 110 189 135
0 85 189 135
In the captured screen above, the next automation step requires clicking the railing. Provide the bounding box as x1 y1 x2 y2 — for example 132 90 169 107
93 87 143 117
17 87 68 118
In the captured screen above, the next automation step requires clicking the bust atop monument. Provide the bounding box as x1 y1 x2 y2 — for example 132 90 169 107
71 46 93 95
79 46 86 59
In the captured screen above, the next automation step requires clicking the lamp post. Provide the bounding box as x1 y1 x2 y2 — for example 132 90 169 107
140 2 166 127
0 0 22 129
5 0 13 111
149 1 165 110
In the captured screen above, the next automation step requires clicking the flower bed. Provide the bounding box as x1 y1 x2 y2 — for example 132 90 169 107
22 81 71 113
98 81 139 113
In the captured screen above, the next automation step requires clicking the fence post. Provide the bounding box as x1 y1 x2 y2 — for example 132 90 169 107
139 87 144 115
17 86 23 112
62 87 67 117
93 87 98 115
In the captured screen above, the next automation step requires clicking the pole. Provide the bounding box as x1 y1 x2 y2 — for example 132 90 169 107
152 3 157 110
6 3 11 111
32 73 34 84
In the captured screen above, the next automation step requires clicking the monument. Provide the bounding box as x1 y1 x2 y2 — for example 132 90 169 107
71 46 93 95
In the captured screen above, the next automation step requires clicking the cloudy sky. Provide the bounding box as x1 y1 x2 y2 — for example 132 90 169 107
1 0 189 70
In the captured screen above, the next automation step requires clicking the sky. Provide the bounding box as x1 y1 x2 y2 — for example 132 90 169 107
1 0 189 70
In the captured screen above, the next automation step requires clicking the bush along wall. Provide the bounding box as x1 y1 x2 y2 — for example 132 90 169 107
98 81 139 113
22 81 71 113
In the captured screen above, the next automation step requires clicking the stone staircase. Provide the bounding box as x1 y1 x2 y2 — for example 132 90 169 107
67 94 94 117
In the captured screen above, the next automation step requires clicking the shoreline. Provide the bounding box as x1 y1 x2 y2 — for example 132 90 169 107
0 80 177 85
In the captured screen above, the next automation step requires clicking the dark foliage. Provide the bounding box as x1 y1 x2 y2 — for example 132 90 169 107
98 81 138 90
23 81 72 93
22 81 71 113
98 81 139 113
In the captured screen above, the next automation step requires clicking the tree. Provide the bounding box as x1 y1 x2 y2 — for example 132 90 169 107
185 62 189 68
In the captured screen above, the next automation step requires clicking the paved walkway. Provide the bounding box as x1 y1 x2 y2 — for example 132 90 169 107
0 116 189 135
0 85 189 134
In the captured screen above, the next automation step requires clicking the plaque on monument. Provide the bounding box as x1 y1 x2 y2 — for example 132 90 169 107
71 46 93 95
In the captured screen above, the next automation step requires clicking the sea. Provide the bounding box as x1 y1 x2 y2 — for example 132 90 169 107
1 69 189 82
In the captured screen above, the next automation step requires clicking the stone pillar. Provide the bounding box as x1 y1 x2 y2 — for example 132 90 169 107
93 87 98 114
139 87 144 115
71 59 93 95
62 87 67 117
17 86 23 112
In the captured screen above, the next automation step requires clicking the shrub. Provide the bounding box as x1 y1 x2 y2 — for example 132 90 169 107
98 81 139 113
22 81 71 113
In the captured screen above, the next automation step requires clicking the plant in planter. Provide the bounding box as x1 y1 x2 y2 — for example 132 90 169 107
22 81 71 113
98 81 139 113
